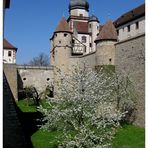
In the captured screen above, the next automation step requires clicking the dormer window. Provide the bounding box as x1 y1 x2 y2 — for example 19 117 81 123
8 51 11 57
82 36 87 43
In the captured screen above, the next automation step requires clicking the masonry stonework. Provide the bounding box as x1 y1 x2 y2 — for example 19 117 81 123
17 65 54 93
3 64 18 100
115 34 145 127
3 73 27 147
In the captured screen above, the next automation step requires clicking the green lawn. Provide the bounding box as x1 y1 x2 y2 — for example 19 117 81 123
31 130 63 148
112 124 145 148
16 99 49 112
31 125 145 148
16 99 145 148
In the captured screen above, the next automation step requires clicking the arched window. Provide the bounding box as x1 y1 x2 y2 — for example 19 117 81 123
82 36 87 43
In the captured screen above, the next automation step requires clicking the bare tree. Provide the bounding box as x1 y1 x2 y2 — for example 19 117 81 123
28 52 49 66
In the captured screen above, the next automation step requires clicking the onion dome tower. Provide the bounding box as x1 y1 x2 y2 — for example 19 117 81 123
69 0 89 17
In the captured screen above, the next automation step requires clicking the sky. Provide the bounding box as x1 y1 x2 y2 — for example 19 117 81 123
4 0 145 65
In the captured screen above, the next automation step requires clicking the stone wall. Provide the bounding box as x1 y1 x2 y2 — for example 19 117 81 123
3 72 28 147
3 64 18 100
70 51 96 68
17 65 54 94
115 34 145 127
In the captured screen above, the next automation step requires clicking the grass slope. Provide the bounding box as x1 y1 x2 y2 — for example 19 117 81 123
16 99 145 148
31 130 63 148
112 124 145 148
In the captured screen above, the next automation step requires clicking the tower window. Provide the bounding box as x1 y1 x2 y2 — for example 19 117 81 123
80 14 83 17
8 51 11 57
23 78 26 81
72 39 75 44
89 43 92 47
136 22 139 29
47 78 50 81
82 36 87 43
89 24 91 28
117 30 119 36
84 46 86 52
64 33 67 37
59 41 61 44
127 25 130 32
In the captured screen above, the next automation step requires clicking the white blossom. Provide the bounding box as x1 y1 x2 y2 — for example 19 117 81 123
38 64 136 147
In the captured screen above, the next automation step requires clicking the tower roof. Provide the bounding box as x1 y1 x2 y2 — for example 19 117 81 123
3 38 17 50
69 0 89 11
95 20 117 42
54 17 72 33
89 15 99 22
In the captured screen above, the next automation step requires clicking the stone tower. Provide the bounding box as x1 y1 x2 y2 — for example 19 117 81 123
88 15 100 52
95 20 117 65
50 17 73 96
50 17 72 71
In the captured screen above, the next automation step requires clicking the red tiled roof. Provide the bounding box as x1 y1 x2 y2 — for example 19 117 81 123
3 38 17 50
99 25 104 32
55 17 72 33
73 21 89 34
114 4 145 27
95 20 117 42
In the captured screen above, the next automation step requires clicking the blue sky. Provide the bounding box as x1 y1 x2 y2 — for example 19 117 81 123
4 0 145 64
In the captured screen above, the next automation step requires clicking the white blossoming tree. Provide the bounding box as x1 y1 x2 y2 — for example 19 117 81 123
38 64 136 147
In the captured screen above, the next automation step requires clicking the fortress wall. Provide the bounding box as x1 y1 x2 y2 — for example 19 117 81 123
17 65 54 93
69 51 96 69
3 64 18 100
115 34 145 127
